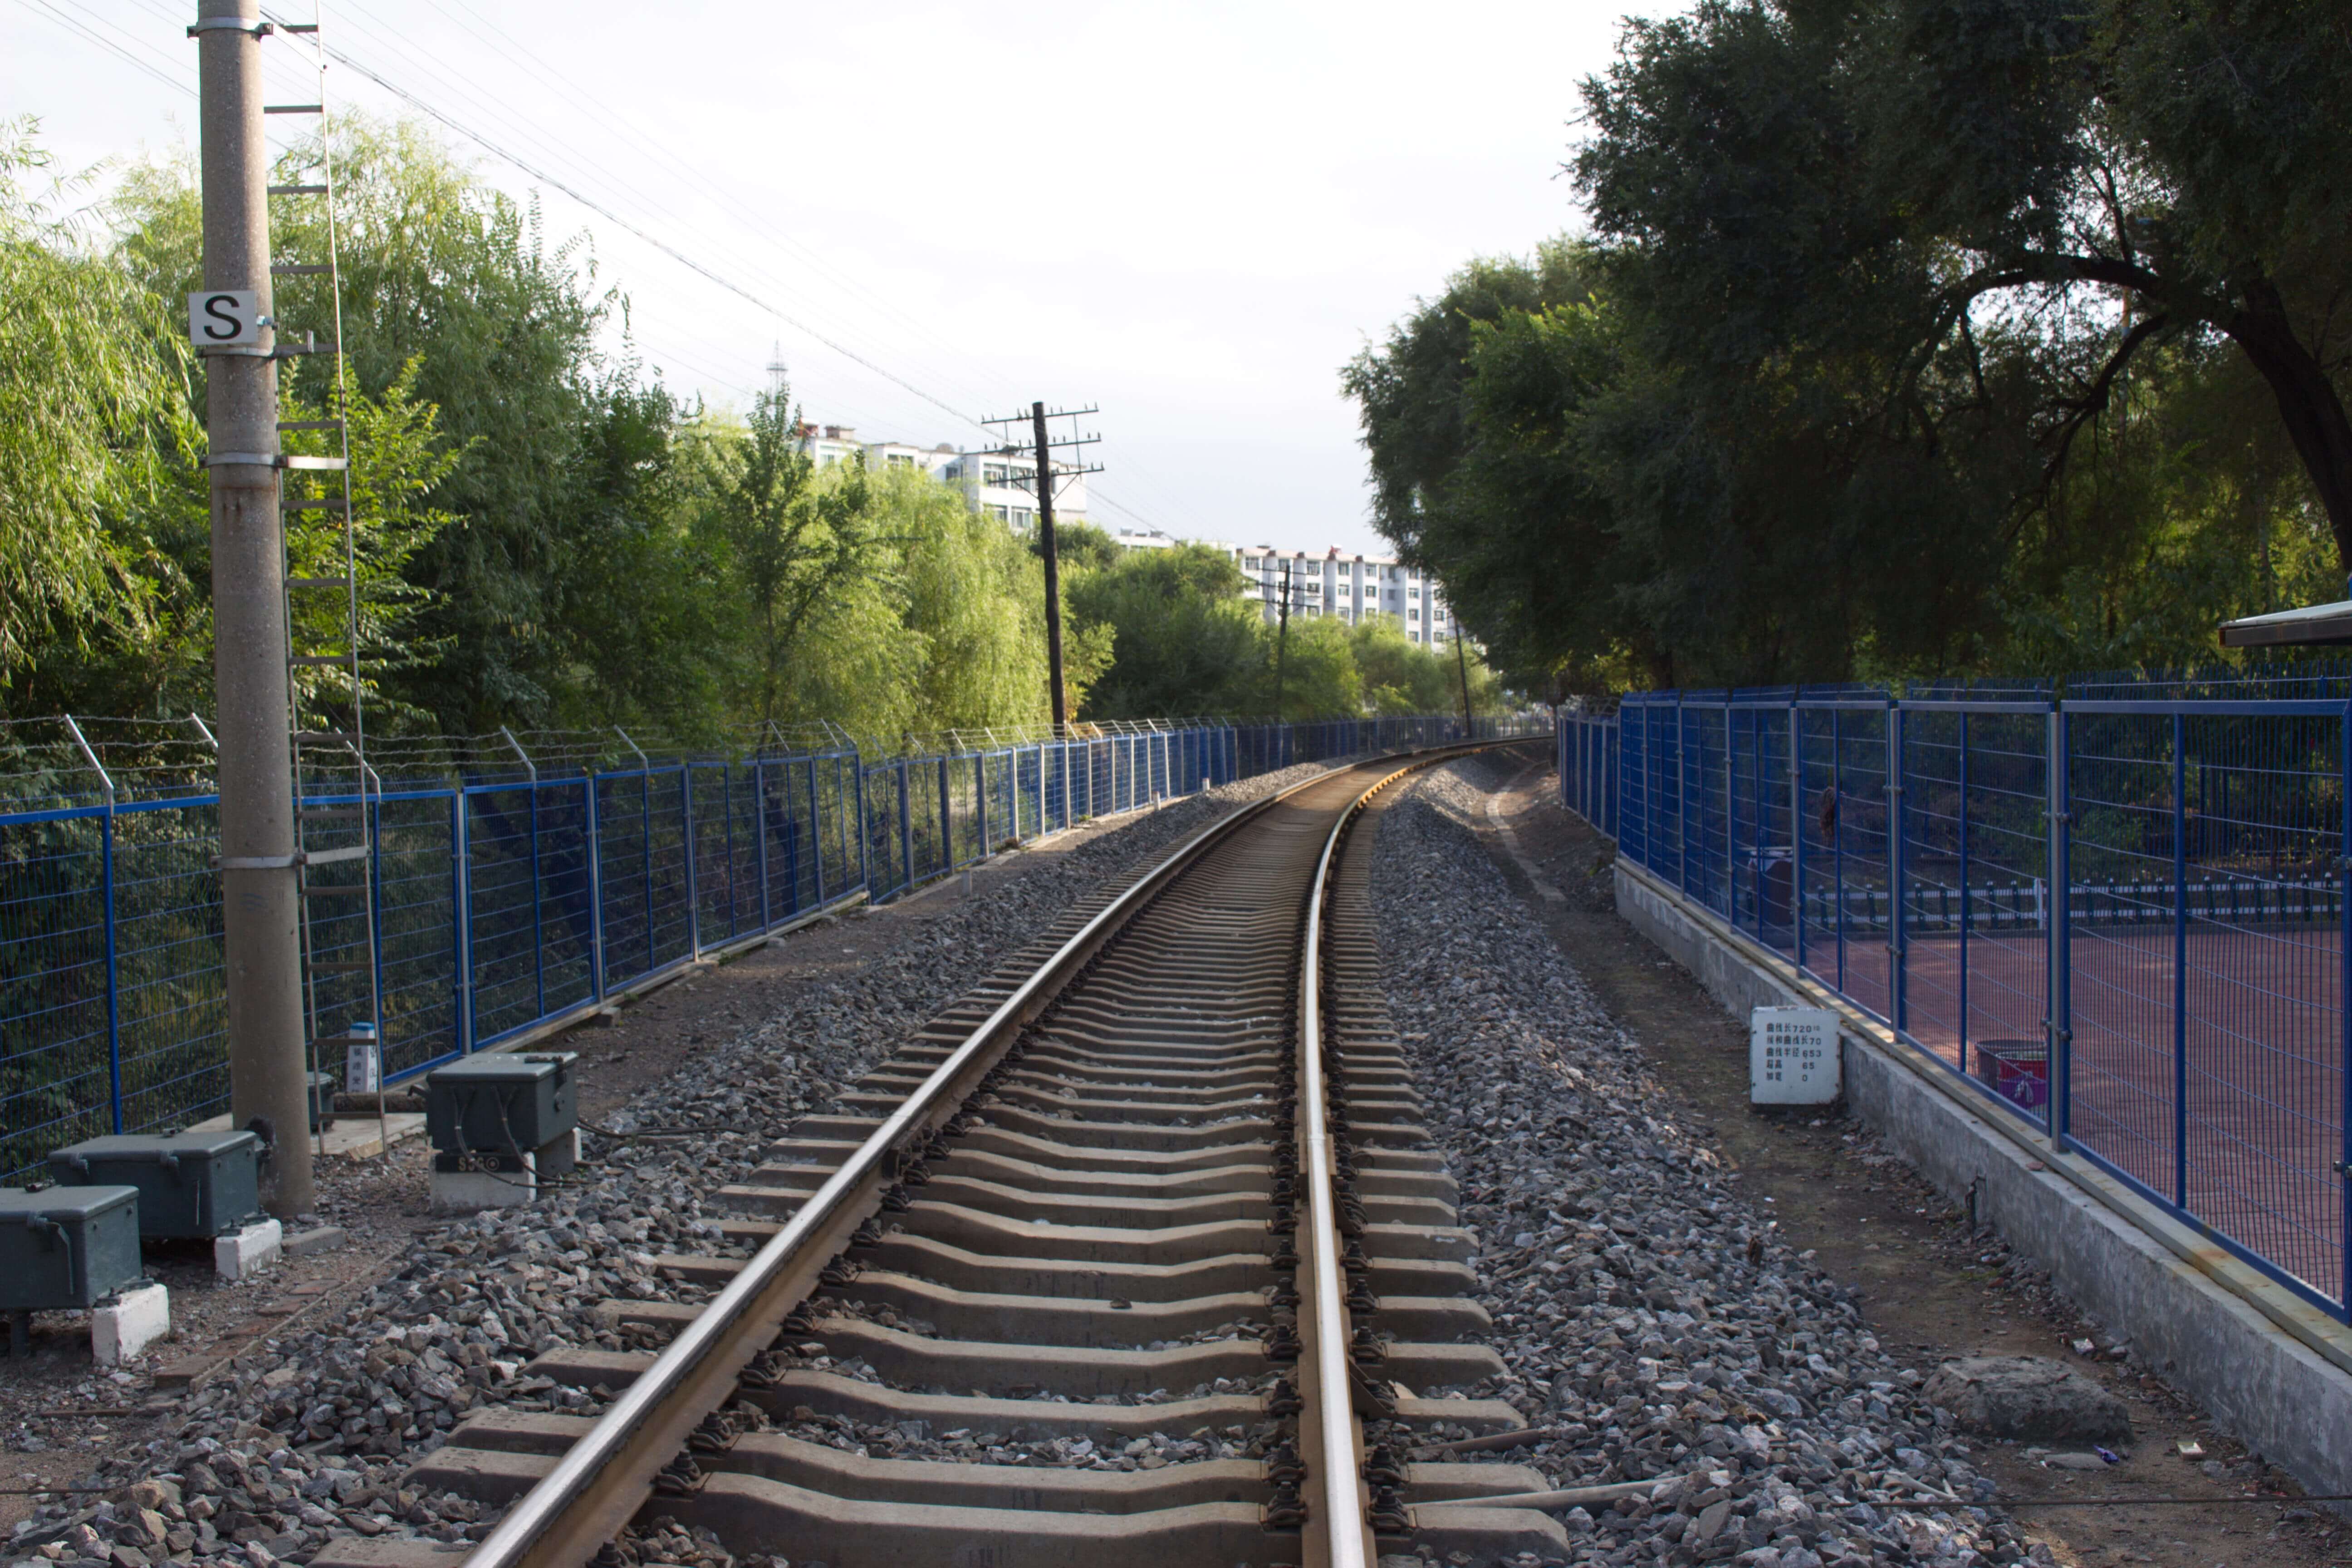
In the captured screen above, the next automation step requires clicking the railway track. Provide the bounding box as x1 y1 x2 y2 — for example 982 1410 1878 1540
328 743 1566 1568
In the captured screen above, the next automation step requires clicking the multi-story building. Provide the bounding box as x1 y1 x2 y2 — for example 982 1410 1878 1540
793 424 1091 532
1103 532 1460 647
1230 546 1459 647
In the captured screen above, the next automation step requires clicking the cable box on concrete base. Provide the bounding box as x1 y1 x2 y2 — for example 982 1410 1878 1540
428 1130 579 1213
0 1186 147 1329
47 1130 264 1239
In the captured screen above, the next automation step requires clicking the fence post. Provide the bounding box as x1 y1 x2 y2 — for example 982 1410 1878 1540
2049 704 2072 1152
1957 712 1970 1076
1790 705 1804 972
1832 706 1847 994
453 788 474 1054
682 763 701 959
755 759 772 932
2340 702 2351 1312
1889 701 1907 1037
2172 710 2189 1208
1678 699 1692 899
926 757 945 870
897 760 913 895
61 718 125 1135
808 757 824 907
586 769 606 1001
853 760 868 899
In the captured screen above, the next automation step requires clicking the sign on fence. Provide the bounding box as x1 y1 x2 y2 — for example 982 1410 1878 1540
1750 1004 1840 1105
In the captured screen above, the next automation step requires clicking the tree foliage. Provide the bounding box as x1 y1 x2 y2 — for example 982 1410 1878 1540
1350 0 2352 692
0 120 193 690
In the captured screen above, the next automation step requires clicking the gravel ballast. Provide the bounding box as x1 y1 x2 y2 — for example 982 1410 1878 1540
1371 763 2032 1568
4 764 1333 1568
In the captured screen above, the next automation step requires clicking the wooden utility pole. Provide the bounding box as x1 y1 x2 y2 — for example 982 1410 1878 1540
195 0 313 1213
1454 622 1474 735
981 405 1100 736
1272 557 1294 721
1031 402 1068 732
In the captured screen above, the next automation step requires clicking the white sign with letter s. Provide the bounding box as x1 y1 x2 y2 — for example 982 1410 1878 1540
187 289 262 346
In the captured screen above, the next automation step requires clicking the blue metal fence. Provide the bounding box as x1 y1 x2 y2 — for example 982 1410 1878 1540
1559 685 2352 1322
1 713 1539 1184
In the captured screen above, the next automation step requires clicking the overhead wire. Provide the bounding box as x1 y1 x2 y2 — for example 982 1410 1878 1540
18 0 196 99
88 0 1196 537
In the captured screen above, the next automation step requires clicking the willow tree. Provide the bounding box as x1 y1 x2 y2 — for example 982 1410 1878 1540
0 121 193 691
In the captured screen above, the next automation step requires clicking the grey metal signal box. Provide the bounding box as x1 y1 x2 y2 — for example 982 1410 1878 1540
47 1130 265 1240
426 1053 578 1156
0 1186 146 1312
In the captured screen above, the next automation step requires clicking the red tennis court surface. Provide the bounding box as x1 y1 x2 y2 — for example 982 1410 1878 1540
1784 926 2346 1307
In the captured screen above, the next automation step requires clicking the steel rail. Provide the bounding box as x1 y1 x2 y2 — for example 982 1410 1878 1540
1295 742 1544 1563
460 746 1480 1568
1295 766 1391 1568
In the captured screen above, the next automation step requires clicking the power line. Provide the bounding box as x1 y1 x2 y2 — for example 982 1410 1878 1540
20 0 195 99
262 16 996 439
88 1 1192 539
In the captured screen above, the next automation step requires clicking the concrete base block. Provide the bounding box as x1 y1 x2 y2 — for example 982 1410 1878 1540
92 1281 169 1365
284 1224 348 1259
431 1155 542 1214
214 1217 283 1282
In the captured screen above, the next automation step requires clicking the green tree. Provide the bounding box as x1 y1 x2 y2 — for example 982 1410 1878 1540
0 121 194 692
1574 0 2352 566
709 387 880 728
116 119 668 731
1066 544 1265 719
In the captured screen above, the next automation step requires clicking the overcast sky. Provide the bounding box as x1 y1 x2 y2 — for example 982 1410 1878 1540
9 0 1632 555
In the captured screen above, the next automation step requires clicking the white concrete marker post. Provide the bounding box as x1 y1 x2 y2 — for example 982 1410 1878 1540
214 1216 284 1282
1750 1005 1841 1106
92 1281 170 1366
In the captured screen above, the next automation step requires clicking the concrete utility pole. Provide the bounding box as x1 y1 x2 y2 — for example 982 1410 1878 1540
1031 402 1068 733
197 0 313 1214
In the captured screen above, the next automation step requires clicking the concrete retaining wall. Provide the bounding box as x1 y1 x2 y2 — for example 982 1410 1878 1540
1614 860 2352 1502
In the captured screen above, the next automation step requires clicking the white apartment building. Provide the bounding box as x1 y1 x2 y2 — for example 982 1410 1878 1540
1232 546 1460 647
1103 531 1460 647
793 424 1090 532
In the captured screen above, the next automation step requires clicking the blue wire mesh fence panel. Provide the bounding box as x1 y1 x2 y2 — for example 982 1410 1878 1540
377 790 458 1079
463 786 547 1044
1688 704 1731 919
0 808 110 1148
1655 704 1686 892
1620 708 1651 870
534 779 597 1027
1623 686 2344 1319
0 808 118 1182
595 771 656 989
295 789 376 1060
1887 707 2053 1124
0 713 1530 1185
1819 706 1894 1024
689 764 744 947
2064 710 2186 1206
2066 705 2347 1309
647 769 695 972
1042 744 1068 833
1729 707 1793 951
113 801 229 1141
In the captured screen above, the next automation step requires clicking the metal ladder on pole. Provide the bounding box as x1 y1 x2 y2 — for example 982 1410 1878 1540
269 3 386 1161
